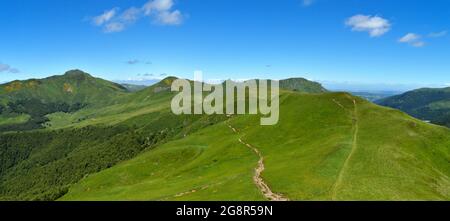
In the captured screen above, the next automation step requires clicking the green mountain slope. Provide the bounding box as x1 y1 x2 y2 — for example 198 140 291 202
377 87 450 127
0 78 226 200
279 78 327 93
1 72 449 201
0 69 128 105
0 70 129 132
61 92 450 201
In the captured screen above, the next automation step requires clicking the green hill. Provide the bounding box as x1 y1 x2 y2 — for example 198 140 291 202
0 72 449 201
0 70 129 132
0 69 128 105
61 92 450 201
279 78 327 93
0 75 226 200
377 87 450 127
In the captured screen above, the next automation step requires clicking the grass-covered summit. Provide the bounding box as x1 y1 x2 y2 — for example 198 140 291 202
0 69 128 106
0 70 129 132
279 78 327 93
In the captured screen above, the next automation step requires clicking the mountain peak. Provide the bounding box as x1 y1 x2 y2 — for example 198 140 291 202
279 77 327 93
63 69 93 78
159 76 178 86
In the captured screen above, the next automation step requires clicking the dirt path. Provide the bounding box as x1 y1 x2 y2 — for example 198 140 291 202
331 99 359 200
332 99 345 109
227 123 289 201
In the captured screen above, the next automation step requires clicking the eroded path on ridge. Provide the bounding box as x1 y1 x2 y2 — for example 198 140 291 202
331 99 359 200
227 122 289 201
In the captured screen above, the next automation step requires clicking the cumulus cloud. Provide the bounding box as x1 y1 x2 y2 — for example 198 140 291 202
93 8 117 26
121 7 141 23
398 33 425 47
143 0 183 25
143 0 174 14
91 0 183 33
345 14 391 37
428 30 448 38
154 10 183 25
0 63 20 73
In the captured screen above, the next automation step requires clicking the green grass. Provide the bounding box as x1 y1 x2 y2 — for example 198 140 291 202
0 114 30 126
61 92 450 200
61 122 263 201
1 72 449 201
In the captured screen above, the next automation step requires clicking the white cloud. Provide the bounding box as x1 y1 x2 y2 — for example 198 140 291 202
0 63 20 73
91 0 183 33
399 33 420 43
345 14 391 37
428 30 448 38
143 0 183 25
93 8 117 26
121 7 141 23
143 0 174 15
303 0 315 7
155 10 183 25
398 33 425 47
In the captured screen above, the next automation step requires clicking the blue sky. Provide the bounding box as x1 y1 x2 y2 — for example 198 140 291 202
1 0 449 90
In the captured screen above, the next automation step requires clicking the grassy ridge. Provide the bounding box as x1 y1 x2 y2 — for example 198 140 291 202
1 72 449 200
61 92 450 200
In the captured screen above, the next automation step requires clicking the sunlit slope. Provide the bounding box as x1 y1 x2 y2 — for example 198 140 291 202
62 92 450 200
0 70 128 106
236 93 450 200
43 77 177 129
0 77 228 200
61 121 264 201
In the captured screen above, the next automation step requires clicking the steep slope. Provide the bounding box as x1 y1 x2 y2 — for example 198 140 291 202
377 87 450 127
61 92 450 201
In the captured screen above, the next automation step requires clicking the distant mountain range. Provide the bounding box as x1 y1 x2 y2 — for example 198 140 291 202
350 91 402 102
0 70 449 201
120 83 147 92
